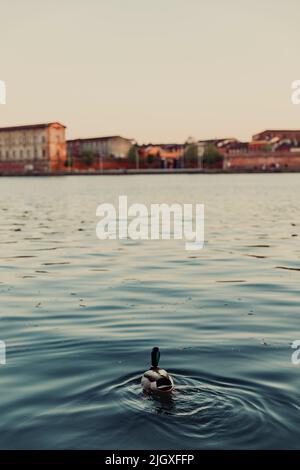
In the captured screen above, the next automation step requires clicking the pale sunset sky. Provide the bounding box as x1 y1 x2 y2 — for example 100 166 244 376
1 0 300 143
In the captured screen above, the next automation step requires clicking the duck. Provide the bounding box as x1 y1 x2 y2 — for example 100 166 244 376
141 347 174 394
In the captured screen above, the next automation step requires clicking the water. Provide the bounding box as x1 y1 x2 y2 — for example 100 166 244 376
0 173 299 449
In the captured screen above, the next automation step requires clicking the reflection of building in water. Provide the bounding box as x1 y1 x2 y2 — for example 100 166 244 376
0 122 67 175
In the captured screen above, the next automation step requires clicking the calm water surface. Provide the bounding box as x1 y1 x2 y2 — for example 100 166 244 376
0 174 300 449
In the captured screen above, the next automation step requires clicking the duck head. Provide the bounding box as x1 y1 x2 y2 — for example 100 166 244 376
151 346 160 368
152 347 173 391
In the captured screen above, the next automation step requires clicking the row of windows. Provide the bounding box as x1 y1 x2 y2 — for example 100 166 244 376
0 148 47 160
80 142 109 151
0 135 63 147
0 135 47 146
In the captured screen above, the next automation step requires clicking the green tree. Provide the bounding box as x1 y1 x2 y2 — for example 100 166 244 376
64 157 73 168
82 151 95 166
261 144 272 152
147 151 161 167
203 144 223 166
183 143 198 167
127 145 139 168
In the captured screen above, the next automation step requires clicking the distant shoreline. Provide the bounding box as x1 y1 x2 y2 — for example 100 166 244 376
0 168 299 177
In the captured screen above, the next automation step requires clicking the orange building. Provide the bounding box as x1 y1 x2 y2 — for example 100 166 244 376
139 144 184 168
0 122 67 174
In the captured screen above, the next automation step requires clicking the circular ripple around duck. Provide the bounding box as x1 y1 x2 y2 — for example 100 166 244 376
104 372 276 447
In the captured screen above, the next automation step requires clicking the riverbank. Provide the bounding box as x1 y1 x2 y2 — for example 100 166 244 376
1 168 300 177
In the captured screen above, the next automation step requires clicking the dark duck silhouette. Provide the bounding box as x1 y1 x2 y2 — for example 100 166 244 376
141 347 174 394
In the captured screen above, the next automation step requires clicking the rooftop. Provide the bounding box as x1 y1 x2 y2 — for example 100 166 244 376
0 122 66 132
67 136 133 143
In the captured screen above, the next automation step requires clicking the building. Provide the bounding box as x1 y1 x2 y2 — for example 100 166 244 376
224 151 300 171
139 144 184 168
251 129 300 152
252 129 300 142
67 136 133 170
197 138 240 155
0 122 67 174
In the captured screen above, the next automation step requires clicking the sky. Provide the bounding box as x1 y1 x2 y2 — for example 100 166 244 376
1 0 300 143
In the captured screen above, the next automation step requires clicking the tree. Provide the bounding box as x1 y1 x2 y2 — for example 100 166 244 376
147 151 161 167
127 145 139 168
203 144 223 167
183 143 198 167
261 144 272 152
81 151 95 166
64 157 73 168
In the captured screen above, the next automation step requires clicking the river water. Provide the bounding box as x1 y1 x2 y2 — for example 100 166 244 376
0 173 299 449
